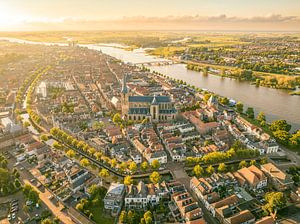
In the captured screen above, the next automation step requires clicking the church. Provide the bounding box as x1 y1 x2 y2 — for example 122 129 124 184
121 75 177 122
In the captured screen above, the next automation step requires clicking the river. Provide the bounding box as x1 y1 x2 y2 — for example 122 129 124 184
1 37 299 131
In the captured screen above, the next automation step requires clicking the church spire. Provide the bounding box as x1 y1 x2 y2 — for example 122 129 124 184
121 74 128 94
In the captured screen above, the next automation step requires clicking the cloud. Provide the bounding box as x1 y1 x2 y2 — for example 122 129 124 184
2 14 300 31
121 14 300 23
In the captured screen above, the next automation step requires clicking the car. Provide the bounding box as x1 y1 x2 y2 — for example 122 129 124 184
26 200 33 206
11 207 18 213
30 179 35 183
11 213 16 219
7 214 11 220
20 167 24 171
13 162 20 167
11 207 18 212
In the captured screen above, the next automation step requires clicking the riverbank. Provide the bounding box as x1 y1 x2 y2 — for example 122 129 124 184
289 91 300 95
184 61 299 92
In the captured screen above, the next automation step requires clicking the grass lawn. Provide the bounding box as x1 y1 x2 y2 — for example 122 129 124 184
88 204 114 224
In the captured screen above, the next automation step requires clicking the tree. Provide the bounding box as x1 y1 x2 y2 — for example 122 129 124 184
141 162 149 172
206 165 215 175
99 168 109 179
141 118 149 125
128 161 137 174
124 176 133 186
141 211 153 224
236 102 244 113
76 203 84 211
92 121 105 131
257 112 266 123
40 134 48 141
52 141 62 150
289 130 300 148
113 113 122 124
127 210 135 224
193 165 204 177
260 157 268 165
270 120 291 132
246 107 254 119
239 160 248 169
23 121 30 128
41 219 55 224
217 163 227 173
149 171 161 184
110 158 118 168
263 192 286 215
66 149 76 158
80 158 90 167
151 159 160 170
14 179 21 188
119 210 127 223
250 160 256 166
273 130 290 144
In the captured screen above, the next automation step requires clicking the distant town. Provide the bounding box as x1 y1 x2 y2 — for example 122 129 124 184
0 34 299 224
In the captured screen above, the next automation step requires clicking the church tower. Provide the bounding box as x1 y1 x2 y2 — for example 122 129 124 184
150 95 159 122
121 74 129 117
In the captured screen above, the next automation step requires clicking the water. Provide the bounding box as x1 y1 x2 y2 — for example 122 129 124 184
149 64 300 131
1 37 299 131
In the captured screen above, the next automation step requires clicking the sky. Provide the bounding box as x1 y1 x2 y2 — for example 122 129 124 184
0 0 300 31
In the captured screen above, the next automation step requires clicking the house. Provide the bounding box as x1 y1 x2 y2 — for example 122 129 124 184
255 216 274 224
224 209 255 224
234 165 267 189
129 150 142 164
260 141 279 154
261 163 294 191
125 181 160 209
66 166 91 193
171 191 203 223
211 195 239 218
104 183 125 215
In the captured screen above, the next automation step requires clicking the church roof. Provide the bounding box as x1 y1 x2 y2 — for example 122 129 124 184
129 95 171 103
128 108 150 115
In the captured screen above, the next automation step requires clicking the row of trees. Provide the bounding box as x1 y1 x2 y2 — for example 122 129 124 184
186 141 260 167
23 66 51 126
15 67 45 104
124 171 162 187
193 159 257 177
50 127 160 175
